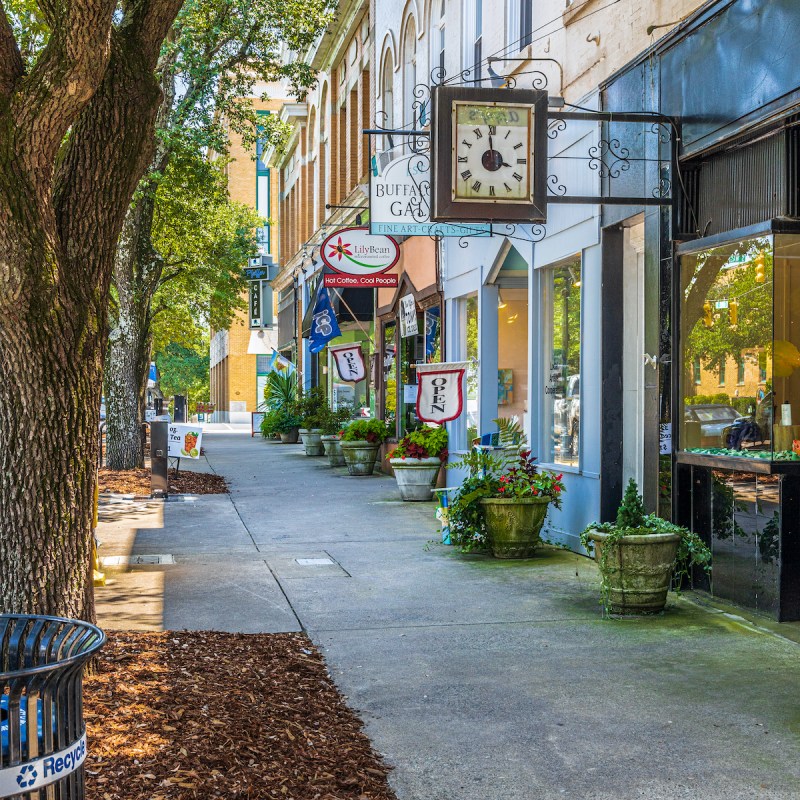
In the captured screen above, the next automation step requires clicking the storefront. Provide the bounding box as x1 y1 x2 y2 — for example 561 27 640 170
602 0 800 619
376 237 441 446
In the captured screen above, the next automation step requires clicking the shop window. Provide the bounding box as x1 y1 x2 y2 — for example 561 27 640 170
542 258 581 467
466 296 478 445
679 232 800 461
382 322 397 428
425 306 441 363
399 324 426 436
719 360 726 387
693 357 701 384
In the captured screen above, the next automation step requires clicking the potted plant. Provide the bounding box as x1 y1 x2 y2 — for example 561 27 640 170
580 478 712 615
260 408 302 443
320 405 353 467
296 387 328 456
261 372 302 443
340 419 392 476
446 449 565 558
389 426 448 501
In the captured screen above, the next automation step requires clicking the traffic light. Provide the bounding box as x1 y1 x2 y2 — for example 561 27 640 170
703 300 713 328
729 298 739 327
754 253 766 283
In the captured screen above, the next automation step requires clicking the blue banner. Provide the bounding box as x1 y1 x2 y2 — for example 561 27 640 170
308 284 341 354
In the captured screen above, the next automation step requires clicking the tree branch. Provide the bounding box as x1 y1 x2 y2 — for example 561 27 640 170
13 1 117 171
0 3 23 98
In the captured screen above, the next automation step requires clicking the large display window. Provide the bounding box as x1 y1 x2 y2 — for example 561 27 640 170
679 230 800 465
542 257 582 467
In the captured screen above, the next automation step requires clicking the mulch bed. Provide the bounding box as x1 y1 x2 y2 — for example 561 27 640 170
84 631 395 800
98 468 227 496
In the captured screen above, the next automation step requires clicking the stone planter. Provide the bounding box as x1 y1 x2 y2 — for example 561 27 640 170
340 440 381 476
279 427 299 444
321 435 345 466
299 428 324 456
479 496 551 558
587 529 681 615
389 457 441 501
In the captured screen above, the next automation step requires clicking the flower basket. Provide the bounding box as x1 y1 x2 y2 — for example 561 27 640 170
389 457 441 501
299 428 324 456
586 529 681 614
321 434 345 466
479 496 551 558
340 440 381 476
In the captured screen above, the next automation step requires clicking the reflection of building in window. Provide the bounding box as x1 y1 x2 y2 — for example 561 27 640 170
543 257 581 467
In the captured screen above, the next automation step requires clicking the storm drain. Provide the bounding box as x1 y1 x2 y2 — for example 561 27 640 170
295 557 335 566
100 554 175 566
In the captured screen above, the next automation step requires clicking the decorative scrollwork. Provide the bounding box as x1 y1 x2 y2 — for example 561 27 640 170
547 174 567 196
588 138 631 179
406 153 432 223
547 117 567 140
650 121 671 144
530 71 548 90
653 177 672 199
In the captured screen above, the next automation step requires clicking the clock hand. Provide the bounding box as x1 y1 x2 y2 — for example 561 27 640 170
489 134 494 151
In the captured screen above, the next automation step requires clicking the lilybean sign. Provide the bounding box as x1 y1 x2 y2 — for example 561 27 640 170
321 226 399 287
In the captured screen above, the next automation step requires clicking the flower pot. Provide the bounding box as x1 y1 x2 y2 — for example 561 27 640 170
389 457 441 501
479 496 551 558
299 428 325 456
321 435 346 466
588 529 681 614
340 440 380 476
279 427 300 444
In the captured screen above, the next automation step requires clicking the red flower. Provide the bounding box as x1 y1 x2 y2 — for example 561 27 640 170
328 236 353 262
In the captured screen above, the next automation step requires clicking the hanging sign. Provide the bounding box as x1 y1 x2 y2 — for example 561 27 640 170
399 294 419 337
415 362 468 424
369 150 491 237
167 424 203 459
330 343 366 383
321 226 399 287
249 280 262 328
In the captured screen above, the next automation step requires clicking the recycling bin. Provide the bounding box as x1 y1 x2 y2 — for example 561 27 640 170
0 614 105 799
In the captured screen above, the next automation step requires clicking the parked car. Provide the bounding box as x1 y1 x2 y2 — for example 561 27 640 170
684 404 743 446
553 374 580 458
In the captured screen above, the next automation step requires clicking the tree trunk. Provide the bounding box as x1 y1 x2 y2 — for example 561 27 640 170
105 200 160 470
0 2 182 619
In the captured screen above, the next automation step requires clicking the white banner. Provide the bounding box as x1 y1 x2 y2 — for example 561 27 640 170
399 294 418 337
168 424 203 459
416 362 468 424
0 734 87 796
330 343 366 383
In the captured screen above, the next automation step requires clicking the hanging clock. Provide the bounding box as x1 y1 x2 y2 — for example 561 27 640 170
430 86 548 224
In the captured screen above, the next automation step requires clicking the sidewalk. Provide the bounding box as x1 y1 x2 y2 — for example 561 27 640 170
96 430 800 799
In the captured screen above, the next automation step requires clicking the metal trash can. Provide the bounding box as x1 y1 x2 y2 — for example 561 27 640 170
0 615 105 799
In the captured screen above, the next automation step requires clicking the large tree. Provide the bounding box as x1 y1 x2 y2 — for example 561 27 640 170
105 0 333 469
0 0 183 618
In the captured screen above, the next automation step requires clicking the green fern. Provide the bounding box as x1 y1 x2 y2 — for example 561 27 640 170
493 417 528 448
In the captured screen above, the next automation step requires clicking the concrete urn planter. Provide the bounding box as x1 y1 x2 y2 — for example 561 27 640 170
340 440 381 476
299 428 324 456
587 529 681 614
479 496 551 558
389 457 441 501
279 427 300 444
321 435 346 467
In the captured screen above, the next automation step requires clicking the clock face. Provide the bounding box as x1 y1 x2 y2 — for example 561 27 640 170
451 101 534 203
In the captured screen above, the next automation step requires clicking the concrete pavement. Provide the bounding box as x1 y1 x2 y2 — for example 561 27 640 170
96 427 800 799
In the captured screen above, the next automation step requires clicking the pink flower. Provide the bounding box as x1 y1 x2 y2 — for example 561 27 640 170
328 236 353 262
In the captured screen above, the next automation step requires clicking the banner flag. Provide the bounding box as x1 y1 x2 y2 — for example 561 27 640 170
330 343 366 383
308 283 341 353
415 362 469 424
269 350 296 374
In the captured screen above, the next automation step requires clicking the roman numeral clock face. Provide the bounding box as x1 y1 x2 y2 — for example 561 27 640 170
451 102 534 204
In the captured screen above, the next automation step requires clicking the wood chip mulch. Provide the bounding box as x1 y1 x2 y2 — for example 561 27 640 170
84 631 396 800
98 468 228 496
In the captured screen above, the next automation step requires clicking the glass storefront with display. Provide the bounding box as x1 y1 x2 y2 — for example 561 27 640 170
678 230 800 467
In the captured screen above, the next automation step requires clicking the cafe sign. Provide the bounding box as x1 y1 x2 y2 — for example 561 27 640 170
321 226 399 287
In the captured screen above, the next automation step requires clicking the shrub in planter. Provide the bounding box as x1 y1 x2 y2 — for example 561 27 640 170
295 387 328 455
580 479 712 615
320 406 353 467
446 449 565 558
340 419 392 476
261 408 303 443
389 427 448 501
